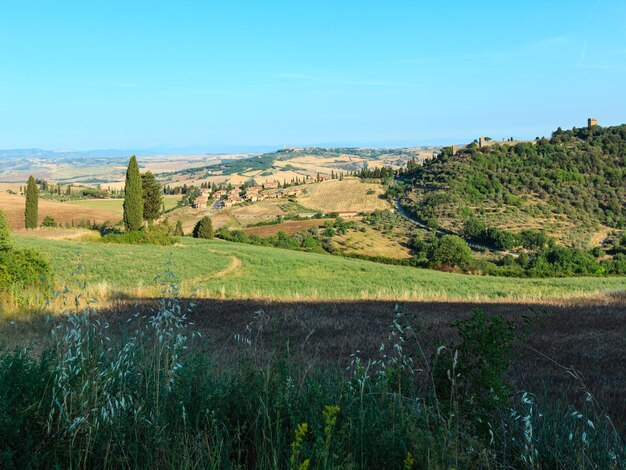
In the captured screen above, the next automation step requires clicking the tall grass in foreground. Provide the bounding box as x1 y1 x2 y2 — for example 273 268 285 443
0 270 624 468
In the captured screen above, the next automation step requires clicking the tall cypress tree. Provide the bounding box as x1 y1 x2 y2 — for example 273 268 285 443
174 219 184 236
141 171 163 223
24 175 39 229
123 156 143 231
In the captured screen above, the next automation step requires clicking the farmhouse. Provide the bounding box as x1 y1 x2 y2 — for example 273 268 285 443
193 195 209 209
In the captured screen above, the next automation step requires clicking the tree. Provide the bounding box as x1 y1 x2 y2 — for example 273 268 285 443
174 220 184 236
0 210 12 251
24 176 39 229
192 216 213 239
427 235 473 269
141 171 163 223
123 156 143 231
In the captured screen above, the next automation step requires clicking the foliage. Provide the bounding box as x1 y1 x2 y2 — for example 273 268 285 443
0 213 50 291
412 235 473 270
24 176 39 229
41 215 58 228
100 230 178 246
123 155 144 231
0 210 12 252
141 171 163 222
192 216 214 239
0 248 50 290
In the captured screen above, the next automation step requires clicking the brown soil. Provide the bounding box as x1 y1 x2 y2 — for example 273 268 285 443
92 297 626 429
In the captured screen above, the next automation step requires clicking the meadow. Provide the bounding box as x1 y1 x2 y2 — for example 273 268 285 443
13 235 626 302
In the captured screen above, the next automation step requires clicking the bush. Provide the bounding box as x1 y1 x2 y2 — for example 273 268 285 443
0 210 12 252
100 230 178 246
41 215 57 228
0 249 51 290
193 216 214 239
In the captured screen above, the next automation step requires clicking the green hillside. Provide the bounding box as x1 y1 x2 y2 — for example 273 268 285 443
13 236 626 301
399 124 626 246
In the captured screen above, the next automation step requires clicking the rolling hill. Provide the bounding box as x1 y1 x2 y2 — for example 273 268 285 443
13 235 626 302
399 124 626 247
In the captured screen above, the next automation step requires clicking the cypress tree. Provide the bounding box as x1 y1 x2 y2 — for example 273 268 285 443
174 220 184 236
24 175 39 229
123 156 143 231
0 209 13 251
192 216 213 239
141 171 162 223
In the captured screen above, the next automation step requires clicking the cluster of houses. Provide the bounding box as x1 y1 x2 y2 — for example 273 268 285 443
192 180 305 210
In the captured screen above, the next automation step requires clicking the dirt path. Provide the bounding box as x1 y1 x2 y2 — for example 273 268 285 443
187 254 242 285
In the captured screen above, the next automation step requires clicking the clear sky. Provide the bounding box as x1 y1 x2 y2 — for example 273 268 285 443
1 0 625 151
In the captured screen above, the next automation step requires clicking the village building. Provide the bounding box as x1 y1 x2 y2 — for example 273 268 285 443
192 195 209 209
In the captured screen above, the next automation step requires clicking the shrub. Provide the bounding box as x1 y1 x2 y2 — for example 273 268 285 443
41 215 57 228
0 210 12 252
100 230 178 246
193 216 214 239
0 248 51 290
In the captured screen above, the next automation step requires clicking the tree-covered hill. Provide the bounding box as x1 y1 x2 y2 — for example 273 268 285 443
399 124 626 246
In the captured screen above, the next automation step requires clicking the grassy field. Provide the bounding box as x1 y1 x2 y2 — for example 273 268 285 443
67 195 180 215
298 178 391 213
13 235 626 302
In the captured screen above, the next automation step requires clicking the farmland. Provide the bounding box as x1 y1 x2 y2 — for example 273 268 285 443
0 189 120 229
297 178 391 212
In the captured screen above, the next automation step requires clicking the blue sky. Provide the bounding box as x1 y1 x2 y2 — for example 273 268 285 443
1 1 625 151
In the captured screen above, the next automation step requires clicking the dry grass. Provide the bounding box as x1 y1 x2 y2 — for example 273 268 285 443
13 227 100 241
331 227 412 258
0 191 120 229
297 178 392 213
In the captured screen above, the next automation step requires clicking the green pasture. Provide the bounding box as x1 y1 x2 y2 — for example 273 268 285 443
13 235 626 301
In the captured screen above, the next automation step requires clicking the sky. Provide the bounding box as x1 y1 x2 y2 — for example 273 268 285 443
1 0 625 151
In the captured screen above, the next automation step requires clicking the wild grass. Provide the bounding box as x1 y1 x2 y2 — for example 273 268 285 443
0 271 623 468
12 235 626 304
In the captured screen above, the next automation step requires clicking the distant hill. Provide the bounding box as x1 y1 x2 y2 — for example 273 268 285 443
162 147 434 181
399 124 626 246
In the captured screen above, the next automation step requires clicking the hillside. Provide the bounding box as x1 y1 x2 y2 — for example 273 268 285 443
400 125 626 247
13 235 626 302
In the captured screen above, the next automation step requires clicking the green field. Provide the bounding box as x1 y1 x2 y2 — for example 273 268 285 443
67 195 180 216
13 235 626 301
